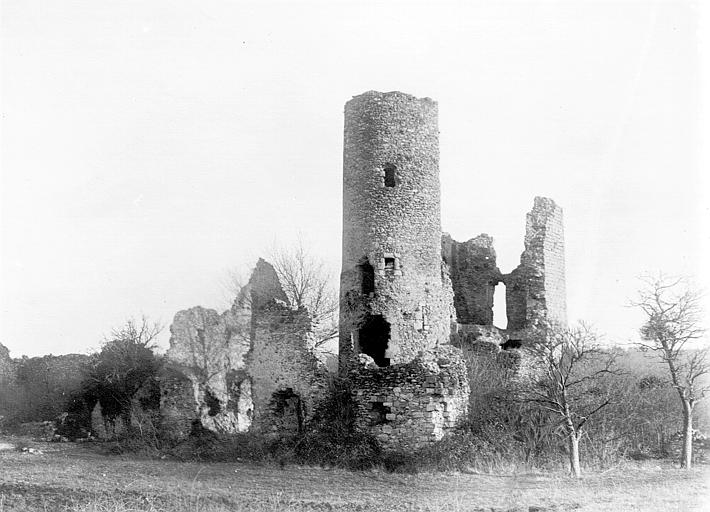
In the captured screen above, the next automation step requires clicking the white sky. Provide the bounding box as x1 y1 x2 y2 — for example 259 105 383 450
1 0 707 357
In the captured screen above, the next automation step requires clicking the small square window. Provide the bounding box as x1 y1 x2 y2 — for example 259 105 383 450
384 257 395 270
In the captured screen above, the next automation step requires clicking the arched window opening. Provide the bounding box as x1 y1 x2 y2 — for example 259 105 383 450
493 283 507 329
270 388 304 434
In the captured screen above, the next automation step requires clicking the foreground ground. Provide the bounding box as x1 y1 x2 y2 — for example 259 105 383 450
0 436 708 512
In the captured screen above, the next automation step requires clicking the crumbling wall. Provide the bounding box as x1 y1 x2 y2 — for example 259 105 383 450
0 343 15 386
347 345 469 450
248 299 327 434
505 197 567 331
339 91 453 369
164 304 252 436
0 343 17 426
162 258 327 438
0 351 89 423
442 233 503 326
158 366 199 441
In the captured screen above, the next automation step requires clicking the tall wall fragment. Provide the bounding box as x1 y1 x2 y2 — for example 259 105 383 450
246 261 328 434
505 197 567 331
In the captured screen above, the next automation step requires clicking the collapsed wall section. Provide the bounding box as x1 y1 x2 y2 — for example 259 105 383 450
505 197 567 331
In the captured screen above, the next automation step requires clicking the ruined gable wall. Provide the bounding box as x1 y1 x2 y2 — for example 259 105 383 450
505 197 567 330
340 91 452 367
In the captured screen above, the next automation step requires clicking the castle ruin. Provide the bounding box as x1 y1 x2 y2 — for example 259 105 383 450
161 90 567 449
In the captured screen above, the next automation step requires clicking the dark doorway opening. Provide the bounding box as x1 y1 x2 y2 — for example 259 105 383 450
359 315 390 367
358 259 375 295
270 388 304 434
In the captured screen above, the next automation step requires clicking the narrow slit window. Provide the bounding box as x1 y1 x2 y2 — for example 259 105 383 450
384 165 396 187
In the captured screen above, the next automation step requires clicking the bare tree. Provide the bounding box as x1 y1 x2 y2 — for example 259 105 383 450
83 317 164 426
522 322 620 478
225 241 339 352
270 241 339 349
631 274 708 469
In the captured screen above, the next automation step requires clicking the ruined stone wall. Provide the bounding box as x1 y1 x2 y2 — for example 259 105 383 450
451 324 532 379
164 304 252 435
1 352 89 423
340 91 452 368
248 301 328 435
505 197 567 331
0 343 15 386
158 366 197 442
347 345 469 450
442 233 503 326
162 258 327 438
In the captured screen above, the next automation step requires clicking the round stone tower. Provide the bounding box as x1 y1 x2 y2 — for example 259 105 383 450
339 91 453 369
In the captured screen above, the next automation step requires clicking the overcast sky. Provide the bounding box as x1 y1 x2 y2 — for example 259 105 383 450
1 0 707 357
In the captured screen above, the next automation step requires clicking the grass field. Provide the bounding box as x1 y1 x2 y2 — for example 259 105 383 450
0 436 708 512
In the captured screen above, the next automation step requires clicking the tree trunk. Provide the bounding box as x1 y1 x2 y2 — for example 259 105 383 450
568 432 581 478
680 401 693 469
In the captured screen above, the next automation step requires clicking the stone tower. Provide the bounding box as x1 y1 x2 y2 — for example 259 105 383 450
339 91 453 369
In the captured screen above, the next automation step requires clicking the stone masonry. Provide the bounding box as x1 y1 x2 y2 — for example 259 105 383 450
505 197 567 332
159 90 568 451
347 345 469 450
339 91 469 449
445 197 567 390
161 259 327 440
442 233 503 326
444 197 567 335
339 91 455 368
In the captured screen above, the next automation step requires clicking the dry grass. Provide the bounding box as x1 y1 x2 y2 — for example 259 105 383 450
0 436 707 512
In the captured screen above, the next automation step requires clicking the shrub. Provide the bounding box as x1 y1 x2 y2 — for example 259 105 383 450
292 377 382 470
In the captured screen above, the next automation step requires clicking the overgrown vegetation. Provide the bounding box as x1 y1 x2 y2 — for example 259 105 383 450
58 318 164 440
2 272 708 479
